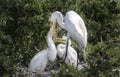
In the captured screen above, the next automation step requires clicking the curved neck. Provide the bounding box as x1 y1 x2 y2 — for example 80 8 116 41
46 26 56 50
56 12 66 29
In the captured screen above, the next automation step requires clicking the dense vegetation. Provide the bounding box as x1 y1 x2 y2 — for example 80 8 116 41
0 0 120 77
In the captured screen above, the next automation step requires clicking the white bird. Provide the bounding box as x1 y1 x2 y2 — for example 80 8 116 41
29 23 57 73
57 36 77 67
50 11 87 50
50 11 87 65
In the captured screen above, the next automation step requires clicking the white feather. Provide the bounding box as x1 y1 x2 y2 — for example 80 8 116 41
57 41 77 67
50 11 87 50
29 25 57 73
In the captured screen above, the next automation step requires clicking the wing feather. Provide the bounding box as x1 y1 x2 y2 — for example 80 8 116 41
65 11 87 48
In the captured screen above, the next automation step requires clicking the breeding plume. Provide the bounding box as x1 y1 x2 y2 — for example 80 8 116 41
29 23 57 73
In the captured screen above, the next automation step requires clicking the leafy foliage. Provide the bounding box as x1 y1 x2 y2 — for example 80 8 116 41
0 0 51 75
51 64 87 77
0 0 120 77
87 43 120 77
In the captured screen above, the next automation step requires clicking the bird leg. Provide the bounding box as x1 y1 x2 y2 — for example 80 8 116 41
77 50 79 68
63 32 70 61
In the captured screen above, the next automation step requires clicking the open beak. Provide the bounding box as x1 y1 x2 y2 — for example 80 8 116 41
52 21 56 36
56 38 66 43
51 21 66 43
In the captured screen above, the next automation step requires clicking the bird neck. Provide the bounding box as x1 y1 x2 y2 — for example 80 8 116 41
47 26 57 62
56 13 66 29
46 26 56 51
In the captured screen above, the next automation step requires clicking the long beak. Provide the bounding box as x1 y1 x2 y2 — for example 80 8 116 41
52 21 56 36
56 38 66 43
51 21 66 43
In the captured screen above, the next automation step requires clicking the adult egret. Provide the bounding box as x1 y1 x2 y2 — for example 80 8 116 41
50 11 87 49
29 23 57 73
57 36 77 67
50 11 87 64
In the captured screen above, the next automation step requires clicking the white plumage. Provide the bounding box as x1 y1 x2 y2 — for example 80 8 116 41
50 11 87 50
29 49 48 73
57 36 77 67
29 24 57 73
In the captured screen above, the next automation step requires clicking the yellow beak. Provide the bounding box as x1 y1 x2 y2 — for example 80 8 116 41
51 21 66 43
56 38 66 43
52 21 56 36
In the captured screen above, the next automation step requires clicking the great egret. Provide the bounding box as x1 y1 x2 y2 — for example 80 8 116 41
50 11 87 49
29 23 57 73
57 36 77 67
50 11 87 64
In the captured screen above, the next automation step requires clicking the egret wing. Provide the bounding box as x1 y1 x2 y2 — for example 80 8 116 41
29 50 48 72
65 11 87 48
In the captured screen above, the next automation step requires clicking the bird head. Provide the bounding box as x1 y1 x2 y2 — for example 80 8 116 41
49 11 61 22
50 13 57 22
